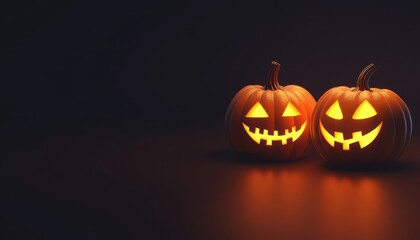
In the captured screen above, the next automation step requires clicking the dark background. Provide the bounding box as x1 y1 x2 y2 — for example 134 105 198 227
2 1 420 239
2 0 420 136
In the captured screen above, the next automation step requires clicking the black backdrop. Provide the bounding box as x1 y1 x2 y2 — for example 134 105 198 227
1 1 420 137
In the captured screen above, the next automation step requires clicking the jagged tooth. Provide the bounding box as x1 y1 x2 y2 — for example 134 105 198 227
282 138 287 145
334 132 344 141
285 129 289 135
255 127 260 134
343 142 350 150
263 129 268 137
266 139 272 146
353 131 362 139
292 126 296 132
274 130 278 136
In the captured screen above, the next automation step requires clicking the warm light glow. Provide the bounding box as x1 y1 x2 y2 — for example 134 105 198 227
245 102 269 118
325 100 343 120
242 121 306 146
320 121 383 150
282 102 301 117
352 100 377 119
319 176 387 239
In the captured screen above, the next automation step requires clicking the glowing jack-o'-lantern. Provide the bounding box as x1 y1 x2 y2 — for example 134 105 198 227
311 64 412 163
225 61 316 161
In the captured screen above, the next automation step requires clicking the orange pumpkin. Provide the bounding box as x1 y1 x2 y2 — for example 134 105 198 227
311 63 412 164
225 61 316 160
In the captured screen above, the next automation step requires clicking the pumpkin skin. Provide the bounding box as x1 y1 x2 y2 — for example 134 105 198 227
311 64 412 164
225 61 316 161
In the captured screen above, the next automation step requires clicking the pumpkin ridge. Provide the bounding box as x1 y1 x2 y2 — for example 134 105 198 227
378 91 399 159
281 90 294 159
227 87 261 149
225 85 260 126
226 87 260 127
380 90 408 159
317 88 348 160
384 89 413 153
239 88 265 130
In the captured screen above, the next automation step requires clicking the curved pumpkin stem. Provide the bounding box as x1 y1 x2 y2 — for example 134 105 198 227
265 61 282 90
356 63 377 91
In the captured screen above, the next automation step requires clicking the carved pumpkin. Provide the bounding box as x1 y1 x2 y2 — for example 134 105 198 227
225 61 316 160
311 63 412 164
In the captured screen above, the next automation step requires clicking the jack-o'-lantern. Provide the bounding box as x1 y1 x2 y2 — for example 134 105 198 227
225 61 316 161
311 63 412 164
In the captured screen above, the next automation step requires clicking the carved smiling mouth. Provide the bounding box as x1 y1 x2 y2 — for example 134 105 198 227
242 121 307 146
320 121 383 150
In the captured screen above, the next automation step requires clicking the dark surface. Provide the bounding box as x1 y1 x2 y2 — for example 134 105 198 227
2 126 420 239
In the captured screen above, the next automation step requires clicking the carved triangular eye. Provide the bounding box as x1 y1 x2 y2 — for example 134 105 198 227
282 102 301 117
246 102 269 118
326 100 343 120
352 100 377 119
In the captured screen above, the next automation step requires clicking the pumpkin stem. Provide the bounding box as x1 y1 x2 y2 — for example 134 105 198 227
265 61 282 90
356 63 377 91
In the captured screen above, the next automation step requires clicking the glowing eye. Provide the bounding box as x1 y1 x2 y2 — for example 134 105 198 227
352 99 377 119
282 102 301 117
326 100 343 120
245 102 269 118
